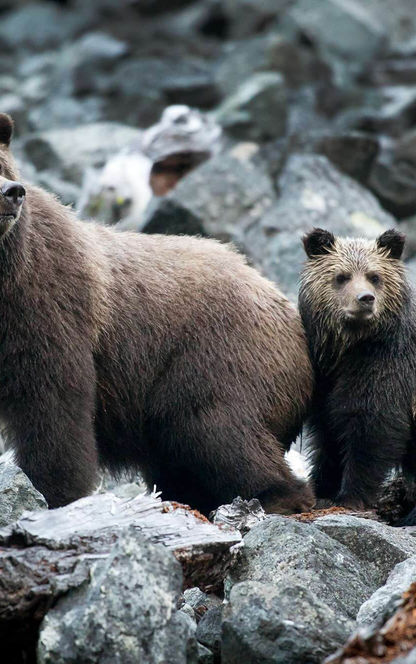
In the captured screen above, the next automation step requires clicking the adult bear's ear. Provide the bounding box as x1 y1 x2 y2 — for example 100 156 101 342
377 229 405 260
302 228 335 259
0 114 13 147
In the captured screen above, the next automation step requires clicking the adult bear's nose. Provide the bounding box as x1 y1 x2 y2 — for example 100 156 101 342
1 181 25 207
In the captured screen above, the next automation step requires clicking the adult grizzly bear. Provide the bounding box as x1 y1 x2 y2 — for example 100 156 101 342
0 113 314 514
299 227 416 524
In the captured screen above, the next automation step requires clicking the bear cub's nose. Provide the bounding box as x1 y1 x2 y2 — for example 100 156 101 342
1 181 25 207
357 291 375 305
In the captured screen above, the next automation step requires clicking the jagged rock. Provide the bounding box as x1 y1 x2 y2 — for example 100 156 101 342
368 143 416 219
27 96 105 132
355 86 416 137
0 4 88 51
244 154 396 299
135 0 196 15
181 587 222 623
196 606 222 659
222 579 350 664
20 123 141 185
105 56 216 127
362 57 416 87
362 0 416 55
326 582 416 664
211 497 266 534
37 528 198 664
0 462 47 526
142 149 275 243
68 32 129 96
314 514 416 587
215 72 287 142
293 131 380 184
223 516 380 662
222 0 292 39
357 556 416 627
226 516 375 619
282 0 386 65
196 643 215 664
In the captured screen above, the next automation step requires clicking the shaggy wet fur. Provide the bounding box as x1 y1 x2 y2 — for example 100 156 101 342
0 114 314 514
299 228 416 525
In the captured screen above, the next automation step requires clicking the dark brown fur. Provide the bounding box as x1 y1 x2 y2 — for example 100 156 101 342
299 228 416 524
0 113 314 514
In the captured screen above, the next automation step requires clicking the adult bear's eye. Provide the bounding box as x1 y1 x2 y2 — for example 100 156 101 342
335 273 350 285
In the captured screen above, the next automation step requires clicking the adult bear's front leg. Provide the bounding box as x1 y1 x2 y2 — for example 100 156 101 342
6 351 99 508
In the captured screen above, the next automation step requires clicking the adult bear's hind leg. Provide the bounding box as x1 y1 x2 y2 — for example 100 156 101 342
144 412 315 516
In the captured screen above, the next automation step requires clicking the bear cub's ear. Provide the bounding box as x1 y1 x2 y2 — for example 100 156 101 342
0 114 13 147
376 229 405 260
302 228 336 259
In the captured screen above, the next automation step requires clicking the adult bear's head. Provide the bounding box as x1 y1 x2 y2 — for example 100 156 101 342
0 114 25 237
299 227 407 338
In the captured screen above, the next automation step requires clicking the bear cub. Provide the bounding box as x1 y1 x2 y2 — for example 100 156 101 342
0 113 314 515
299 227 416 525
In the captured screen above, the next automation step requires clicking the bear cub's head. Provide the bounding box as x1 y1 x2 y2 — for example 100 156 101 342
0 113 25 237
300 228 407 332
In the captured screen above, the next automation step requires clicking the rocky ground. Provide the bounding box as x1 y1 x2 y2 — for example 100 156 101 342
3 0 416 662
3 0 416 300
3 454 416 664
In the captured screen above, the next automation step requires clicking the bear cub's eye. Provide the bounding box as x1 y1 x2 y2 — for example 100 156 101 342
367 273 381 285
335 273 351 285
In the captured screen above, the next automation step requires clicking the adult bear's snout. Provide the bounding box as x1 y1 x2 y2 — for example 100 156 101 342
1 181 25 208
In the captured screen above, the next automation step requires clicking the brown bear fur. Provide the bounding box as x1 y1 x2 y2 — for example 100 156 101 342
0 113 314 514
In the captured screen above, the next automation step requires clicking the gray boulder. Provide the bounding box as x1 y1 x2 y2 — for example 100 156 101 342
0 462 47 526
196 606 222 659
314 514 416 587
282 0 386 66
244 154 396 299
215 33 329 96
222 0 292 39
226 516 375 619
20 123 141 186
292 130 380 184
0 4 87 52
222 516 379 662
357 555 416 627
215 72 287 142
143 149 275 244
37 527 197 664
222 579 349 664
67 32 129 97
182 587 222 623
223 515 416 663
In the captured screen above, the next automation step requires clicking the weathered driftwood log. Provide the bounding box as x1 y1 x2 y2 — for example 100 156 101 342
0 492 241 662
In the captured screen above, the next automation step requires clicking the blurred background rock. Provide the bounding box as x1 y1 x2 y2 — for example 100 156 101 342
3 0 416 299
